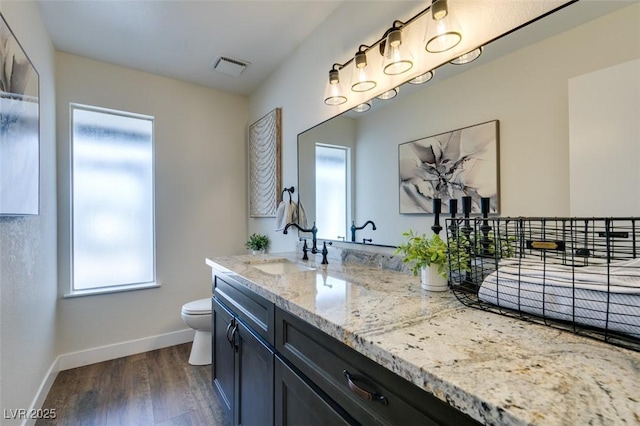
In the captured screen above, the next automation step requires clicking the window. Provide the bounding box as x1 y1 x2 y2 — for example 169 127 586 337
70 104 156 295
315 144 349 240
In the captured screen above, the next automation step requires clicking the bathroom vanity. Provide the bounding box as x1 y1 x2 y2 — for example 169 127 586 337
206 252 640 425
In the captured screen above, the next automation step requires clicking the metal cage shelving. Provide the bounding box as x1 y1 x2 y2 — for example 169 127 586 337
446 217 640 352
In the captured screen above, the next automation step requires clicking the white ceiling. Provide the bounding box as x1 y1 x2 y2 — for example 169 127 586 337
37 0 345 95
37 0 636 99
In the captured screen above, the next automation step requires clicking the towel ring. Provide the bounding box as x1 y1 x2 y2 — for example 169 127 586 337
281 186 295 203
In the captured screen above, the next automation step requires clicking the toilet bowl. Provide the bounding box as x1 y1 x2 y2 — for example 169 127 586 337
181 298 212 365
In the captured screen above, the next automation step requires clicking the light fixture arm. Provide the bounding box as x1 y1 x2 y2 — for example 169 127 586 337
324 0 470 108
355 45 371 68
379 21 407 56
328 62 345 84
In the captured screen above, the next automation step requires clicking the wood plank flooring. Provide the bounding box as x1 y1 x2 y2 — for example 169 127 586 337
36 343 229 426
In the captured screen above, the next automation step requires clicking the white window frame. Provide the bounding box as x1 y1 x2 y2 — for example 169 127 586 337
315 143 351 241
66 103 158 297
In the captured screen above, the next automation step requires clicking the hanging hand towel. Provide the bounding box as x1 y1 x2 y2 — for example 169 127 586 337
275 200 289 231
295 199 308 229
275 200 296 231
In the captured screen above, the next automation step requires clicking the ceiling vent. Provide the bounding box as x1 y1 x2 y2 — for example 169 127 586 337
212 56 249 77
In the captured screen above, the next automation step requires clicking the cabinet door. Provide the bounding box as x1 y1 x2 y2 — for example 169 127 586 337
274 356 354 426
236 321 274 426
213 298 235 422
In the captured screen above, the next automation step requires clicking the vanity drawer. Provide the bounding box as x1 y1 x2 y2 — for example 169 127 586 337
213 274 275 345
275 307 478 426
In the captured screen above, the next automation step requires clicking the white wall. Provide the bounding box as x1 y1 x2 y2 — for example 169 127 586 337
0 1 58 422
55 53 248 354
354 4 640 245
569 59 640 217
250 2 640 248
248 1 423 252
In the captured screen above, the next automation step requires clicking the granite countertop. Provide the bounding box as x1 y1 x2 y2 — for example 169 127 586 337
206 252 640 425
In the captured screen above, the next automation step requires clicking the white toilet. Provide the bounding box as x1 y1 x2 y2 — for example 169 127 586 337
181 298 212 365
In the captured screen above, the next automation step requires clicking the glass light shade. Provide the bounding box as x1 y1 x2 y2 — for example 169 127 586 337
352 101 371 113
382 29 413 75
376 87 398 100
324 69 347 106
408 70 434 85
351 51 377 92
450 47 483 65
424 0 462 53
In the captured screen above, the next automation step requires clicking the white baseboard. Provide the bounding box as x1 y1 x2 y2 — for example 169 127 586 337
57 328 194 371
22 357 61 426
23 329 194 426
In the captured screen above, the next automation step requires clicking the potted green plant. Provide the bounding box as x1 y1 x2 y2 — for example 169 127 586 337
395 230 449 291
245 233 270 255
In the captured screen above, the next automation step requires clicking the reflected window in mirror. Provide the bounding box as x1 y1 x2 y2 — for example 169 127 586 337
315 144 350 241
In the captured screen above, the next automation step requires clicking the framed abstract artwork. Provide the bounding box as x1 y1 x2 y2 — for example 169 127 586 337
249 108 281 217
398 120 499 214
1 13 40 215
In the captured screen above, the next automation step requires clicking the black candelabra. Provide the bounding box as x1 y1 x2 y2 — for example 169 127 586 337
448 199 458 235
461 196 474 284
480 197 492 256
431 198 442 235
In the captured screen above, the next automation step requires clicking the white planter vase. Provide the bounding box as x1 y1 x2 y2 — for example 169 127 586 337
420 265 448 292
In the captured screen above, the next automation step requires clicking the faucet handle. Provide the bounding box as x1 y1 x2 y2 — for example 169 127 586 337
299 238 309 261
321 241 332 265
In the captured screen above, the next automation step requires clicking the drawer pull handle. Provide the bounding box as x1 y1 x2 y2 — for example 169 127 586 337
343 370 388 406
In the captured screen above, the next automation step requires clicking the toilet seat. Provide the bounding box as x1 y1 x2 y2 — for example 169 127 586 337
182 298 211 315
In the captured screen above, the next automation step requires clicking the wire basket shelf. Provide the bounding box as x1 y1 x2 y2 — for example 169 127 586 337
446 216 640 352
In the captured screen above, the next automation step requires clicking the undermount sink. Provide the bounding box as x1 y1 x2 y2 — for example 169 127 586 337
245 258 315 275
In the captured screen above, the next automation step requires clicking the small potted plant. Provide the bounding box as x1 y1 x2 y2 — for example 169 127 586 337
395 230 449 291
245 233 270 255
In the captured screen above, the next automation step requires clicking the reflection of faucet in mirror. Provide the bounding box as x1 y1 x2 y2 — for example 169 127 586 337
284 222 318 254
350 220 376 242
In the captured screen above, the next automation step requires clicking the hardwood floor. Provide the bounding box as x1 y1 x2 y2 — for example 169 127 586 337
37 343 230 426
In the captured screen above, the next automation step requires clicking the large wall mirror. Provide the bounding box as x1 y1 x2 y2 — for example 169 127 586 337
298 1 639 247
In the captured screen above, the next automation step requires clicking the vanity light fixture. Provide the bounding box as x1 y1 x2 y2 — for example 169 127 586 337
324 64 347 106
351 47 377 92
450 47 483 65
381 25 414 75
424 0 462 53
376 87 399 100
352 101 372 113
408 70 434 85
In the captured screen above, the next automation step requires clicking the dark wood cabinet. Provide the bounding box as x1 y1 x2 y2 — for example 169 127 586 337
274 355 355 426
236 320 274 426
212 297 274 426
275 307 479 426
210 269 478 426
212 297 235 422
